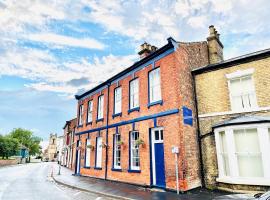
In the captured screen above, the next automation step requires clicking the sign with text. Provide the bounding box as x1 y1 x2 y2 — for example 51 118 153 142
183 106 193 126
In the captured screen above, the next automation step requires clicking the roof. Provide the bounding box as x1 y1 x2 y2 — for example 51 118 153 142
213 115 270 128
192 48 270 75
75 37 176 100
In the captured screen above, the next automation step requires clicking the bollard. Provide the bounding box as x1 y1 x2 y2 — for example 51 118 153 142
58 164 61 175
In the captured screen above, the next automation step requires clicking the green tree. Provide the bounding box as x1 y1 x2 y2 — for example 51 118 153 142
0 134 20 159
9 128 42 157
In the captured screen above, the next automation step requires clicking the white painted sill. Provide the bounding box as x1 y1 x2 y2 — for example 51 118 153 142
217 177 270 186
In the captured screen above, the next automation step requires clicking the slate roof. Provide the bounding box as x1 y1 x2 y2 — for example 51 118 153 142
192 48 270 75
213 115 270 128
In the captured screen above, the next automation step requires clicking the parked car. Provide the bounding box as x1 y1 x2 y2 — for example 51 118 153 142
214 191 270 200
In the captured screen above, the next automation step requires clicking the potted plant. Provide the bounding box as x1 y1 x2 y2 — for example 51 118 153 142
101 142 107 148
135 138 145 147
87 144 95 151
116 140 124 146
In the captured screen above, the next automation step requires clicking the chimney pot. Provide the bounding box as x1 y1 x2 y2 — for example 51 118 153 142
138 42 157 59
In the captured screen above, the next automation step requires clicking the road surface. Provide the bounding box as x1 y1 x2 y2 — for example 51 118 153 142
0 162 112 200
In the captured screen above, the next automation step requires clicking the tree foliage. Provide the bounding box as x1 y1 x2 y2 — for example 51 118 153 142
9 128 42 156
0 134 20 159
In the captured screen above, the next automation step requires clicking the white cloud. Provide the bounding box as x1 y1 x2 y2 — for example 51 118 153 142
187 16 207 29
28 33 105 50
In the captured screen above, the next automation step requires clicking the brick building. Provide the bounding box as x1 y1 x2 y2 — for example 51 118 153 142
72 26 225 192
193 48 270 191
63 118 77 170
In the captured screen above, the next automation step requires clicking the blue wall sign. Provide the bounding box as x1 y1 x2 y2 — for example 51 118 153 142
183 106 193 126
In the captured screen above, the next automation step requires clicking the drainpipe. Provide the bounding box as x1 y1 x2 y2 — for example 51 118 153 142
105 83 111 180
192 75 205 188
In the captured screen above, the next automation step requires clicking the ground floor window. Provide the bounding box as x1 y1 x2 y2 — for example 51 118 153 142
85 139 90 167
113 134 121 169
95 137 102 168
130 131 140 170
215 124 270 185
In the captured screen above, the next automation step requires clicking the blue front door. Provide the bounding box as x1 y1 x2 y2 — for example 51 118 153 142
152 128 166 188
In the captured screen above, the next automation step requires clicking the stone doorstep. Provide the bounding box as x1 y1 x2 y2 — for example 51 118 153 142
51 174 134 200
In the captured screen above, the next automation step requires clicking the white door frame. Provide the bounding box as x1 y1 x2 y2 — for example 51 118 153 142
151 127 164 185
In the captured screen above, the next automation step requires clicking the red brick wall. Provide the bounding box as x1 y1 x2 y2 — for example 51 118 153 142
73 42 209 191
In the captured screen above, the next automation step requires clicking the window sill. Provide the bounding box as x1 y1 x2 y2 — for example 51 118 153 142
217 177 270 186
128 169 141 173
128 107 140 114
96 118 104 123
86 122 92 125
84 167 91 169
148 100 163 108
111 168 122 172
94 167 102 170
112 113 122 118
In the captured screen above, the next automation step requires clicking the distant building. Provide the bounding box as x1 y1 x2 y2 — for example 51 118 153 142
57 135 64 165
44 133 58 162
63 118 77 170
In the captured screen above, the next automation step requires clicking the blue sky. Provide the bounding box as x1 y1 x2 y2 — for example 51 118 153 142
0 0 270 142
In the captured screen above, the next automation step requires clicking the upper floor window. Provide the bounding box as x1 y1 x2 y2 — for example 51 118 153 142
114 87 122 114
97 95 104 120
129 79 139 109
227 69 257 111
87 100 93 123
149 68 161 103
78 104 83 126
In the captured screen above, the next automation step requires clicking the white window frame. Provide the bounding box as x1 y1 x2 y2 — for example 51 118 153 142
113 134 121 169
226 68 257 112
130 131 140 170
114 87 122 114
129 79 139 109
78 104 83 126
149 68 161 103
87 100 93 123
215 123 270 186
85 139 90 167
95 137 102 168
97 95 104 120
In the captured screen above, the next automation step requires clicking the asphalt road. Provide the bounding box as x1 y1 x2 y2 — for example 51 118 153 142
0 162 113 200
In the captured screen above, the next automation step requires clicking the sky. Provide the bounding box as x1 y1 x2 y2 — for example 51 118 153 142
0 0 270 142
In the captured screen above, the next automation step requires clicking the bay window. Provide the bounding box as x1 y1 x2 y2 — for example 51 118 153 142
215 124 270 185
129 79 139 109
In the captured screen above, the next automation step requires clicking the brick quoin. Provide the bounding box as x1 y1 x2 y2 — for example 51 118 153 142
72 26 219 192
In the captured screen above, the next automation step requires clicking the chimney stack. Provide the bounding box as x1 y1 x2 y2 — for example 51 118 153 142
207 25 224 64
138 42 158 59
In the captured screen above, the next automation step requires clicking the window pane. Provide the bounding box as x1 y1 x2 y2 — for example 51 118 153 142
155 131 159 140
234 129 263 177
229 76 257 111
85 140 90 167
130 79 139 109
98 96 104 119
149 68 161 103
130 131 140 169
96 137 102 168
87 101 92 123
219 131 230 176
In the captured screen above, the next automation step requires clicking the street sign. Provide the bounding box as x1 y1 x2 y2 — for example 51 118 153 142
183 106 193 126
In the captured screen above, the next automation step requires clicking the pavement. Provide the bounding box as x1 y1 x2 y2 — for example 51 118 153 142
52 163 231 200
0 162 112 200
